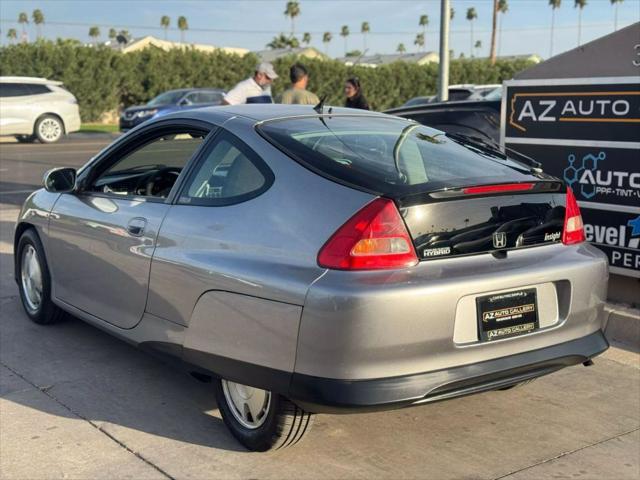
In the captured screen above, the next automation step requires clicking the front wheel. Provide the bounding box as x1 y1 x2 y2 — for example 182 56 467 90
16 229 65 324
214 378 313 451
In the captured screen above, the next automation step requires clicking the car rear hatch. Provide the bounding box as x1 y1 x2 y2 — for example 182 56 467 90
399 181 567 261
257 114 572 262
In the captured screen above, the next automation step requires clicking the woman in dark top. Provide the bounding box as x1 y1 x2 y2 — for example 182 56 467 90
344 77 370 110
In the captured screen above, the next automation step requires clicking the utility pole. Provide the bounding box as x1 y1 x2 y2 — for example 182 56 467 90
437 0 450 102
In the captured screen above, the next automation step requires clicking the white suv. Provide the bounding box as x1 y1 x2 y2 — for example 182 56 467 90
0 76 81 143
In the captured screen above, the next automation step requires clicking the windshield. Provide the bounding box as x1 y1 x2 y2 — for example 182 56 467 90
147 90 186 106
258 115 535 195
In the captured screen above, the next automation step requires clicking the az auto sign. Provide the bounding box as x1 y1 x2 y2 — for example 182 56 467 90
504 83 640 142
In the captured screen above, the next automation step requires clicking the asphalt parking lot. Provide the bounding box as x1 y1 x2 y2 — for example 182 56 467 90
0 136 639 480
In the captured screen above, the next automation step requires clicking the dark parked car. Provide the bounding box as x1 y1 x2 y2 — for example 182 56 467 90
387 98 501 143
120 88 225 131
403 84 501 107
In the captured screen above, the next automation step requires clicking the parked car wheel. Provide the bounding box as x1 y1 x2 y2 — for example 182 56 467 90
15 134 36 143
214 378 313 451
35 114 64 143
16 229 64 324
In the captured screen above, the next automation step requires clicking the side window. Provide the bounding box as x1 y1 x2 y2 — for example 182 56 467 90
90 130 206 199
27 84 51 95
0 83 31 97
197 92 223 104
179 132 273 206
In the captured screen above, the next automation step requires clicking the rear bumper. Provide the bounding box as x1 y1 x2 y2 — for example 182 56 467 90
289 330 608 413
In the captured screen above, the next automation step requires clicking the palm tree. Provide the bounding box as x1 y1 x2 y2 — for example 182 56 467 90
419 14 429 38
450 7 455 20
177 16 188 43
340 25 350 55
160 15 170 40
475 39 482 55
108 28 117 41
414 33 425 53
489 0 498 64
575 0 587 46
611 0 624 30
302 32 311 45
549 0 561 57
322 31 332 55
284 1 300 37
18 12 28 40
397 43 406 54
7 28 17 43
497 0 508 56
466 7 478 57
89 26 100 44
361 21 370 52
117 30 130 47
32 9 44 39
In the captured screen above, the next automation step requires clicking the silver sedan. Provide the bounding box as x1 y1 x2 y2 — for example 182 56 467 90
14 105 609 451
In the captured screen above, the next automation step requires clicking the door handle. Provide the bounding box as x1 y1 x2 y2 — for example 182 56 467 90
127 217 147 237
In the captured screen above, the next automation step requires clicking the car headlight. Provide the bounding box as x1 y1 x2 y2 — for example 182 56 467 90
136 109 158 118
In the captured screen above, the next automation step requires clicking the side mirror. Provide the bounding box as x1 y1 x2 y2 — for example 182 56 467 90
43 167 77 193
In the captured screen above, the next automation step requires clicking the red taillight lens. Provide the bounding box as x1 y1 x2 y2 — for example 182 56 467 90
562 187 585 245
318 198 418 270
463 183 535 195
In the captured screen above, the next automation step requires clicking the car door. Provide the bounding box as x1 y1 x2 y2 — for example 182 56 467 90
47 122 212 328
0 83 33 135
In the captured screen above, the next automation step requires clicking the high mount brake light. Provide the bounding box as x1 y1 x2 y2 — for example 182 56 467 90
318 198 418 270
462 183 535 195
562 187 585 245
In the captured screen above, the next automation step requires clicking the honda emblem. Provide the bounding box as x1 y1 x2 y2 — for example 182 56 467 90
493 232 507 249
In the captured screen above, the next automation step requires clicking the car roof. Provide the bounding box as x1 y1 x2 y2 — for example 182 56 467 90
178 104 392 124
0 76 62 86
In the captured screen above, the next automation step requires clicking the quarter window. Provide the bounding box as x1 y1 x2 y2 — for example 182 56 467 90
179 132 272 205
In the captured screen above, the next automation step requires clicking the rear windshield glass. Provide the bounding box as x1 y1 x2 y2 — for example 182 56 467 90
258 116 534 195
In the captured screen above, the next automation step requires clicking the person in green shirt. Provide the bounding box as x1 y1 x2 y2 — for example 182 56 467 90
278 63 320 105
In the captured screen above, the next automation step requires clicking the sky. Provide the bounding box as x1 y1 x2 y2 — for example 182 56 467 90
0 0 639 60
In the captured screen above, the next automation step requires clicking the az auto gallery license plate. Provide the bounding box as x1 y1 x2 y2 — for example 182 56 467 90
476 288 539 341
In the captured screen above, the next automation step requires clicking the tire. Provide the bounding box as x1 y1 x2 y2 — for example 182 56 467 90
15 134 36 143
214 378 314 451
34 115 64 143
16 228 65 325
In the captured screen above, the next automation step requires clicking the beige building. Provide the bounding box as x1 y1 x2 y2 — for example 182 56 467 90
107 35 249 56
338 51 440 68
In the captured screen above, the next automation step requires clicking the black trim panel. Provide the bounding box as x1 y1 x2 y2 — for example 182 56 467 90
288 331 608 413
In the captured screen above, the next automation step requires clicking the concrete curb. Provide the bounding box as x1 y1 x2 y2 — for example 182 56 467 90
604 302 640 349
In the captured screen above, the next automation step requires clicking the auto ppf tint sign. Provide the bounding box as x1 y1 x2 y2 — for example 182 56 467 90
504 83 640 142
502 77 640 278
509 144 640 207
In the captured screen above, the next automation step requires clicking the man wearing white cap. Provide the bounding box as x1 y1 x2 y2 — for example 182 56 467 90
222 62 279 105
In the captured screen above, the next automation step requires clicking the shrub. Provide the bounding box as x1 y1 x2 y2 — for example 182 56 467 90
0 40 535 121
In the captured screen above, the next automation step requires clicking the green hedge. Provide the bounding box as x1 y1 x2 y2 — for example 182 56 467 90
0 40 534 121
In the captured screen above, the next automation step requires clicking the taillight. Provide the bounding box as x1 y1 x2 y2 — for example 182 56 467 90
562 187 585 245
318 198 418 270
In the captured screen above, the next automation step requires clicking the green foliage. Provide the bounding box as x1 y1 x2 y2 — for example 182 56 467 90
0 40 534 121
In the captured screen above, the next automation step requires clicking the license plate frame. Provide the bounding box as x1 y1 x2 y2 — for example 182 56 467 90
476 288 539 341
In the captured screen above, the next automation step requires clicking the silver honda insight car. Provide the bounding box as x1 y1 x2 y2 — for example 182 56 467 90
15 105 609 451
